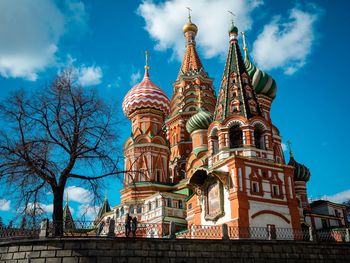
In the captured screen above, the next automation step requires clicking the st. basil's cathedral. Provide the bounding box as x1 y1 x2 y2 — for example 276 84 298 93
94 15 348 235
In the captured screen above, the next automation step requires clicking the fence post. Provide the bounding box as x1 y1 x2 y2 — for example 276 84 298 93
345 228 350 242
222 224 229 240
39 218 49 238
309 226 314 242
267 225 272 240
169 221 176 239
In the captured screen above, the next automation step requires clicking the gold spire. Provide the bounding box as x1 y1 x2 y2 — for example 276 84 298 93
241 31 248 59
287 140 294 158
144 50 150 78
66 192 69 205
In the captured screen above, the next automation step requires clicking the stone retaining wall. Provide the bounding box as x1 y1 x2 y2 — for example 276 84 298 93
1 238 350 263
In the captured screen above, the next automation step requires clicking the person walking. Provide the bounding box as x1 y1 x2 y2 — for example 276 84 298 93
131 216 138 237
124 213 132 237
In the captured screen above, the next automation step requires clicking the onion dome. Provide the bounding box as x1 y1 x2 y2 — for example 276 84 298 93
122 53 170 119
228 23 238 35
186 108 213 134
245 58 277 99
241 32 277 100
183 11 198 34
287 144 311 182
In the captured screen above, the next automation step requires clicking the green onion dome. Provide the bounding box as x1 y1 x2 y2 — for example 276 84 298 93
288 156 311 182
244 57 277 100
229 24 238 35
186 109 213 134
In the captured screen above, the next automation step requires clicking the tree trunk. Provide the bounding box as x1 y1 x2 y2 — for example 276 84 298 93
52 187 64 236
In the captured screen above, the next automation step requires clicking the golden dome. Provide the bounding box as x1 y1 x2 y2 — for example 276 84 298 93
183 21 198 34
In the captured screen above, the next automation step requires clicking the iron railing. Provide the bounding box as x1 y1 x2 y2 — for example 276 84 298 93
0 225 40 240
1 220 349 243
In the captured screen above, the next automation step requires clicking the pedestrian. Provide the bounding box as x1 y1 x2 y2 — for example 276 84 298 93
131 216 138 237
124 213 132 237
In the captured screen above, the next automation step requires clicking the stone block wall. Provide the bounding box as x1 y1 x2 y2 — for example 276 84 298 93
1 238 350 263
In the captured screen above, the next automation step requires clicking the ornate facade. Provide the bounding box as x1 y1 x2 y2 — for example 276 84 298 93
96 16 346 235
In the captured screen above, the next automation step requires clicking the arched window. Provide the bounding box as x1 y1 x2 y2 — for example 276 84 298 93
229 125 243 148
211 129 219 155
148 202 152 211
254 126 264 149
137 205 142 213
120 207 124 216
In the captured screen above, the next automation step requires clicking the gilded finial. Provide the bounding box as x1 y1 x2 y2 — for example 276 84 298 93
144 51 150 77
105 191 108 201
241 32 248 59
183 7 198 34
186 7 192 22
287 140 294 158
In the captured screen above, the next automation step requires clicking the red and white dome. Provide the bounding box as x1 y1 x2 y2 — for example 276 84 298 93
122 70 170 118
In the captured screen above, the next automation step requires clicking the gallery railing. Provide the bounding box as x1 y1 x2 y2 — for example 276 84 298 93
1 220 349 243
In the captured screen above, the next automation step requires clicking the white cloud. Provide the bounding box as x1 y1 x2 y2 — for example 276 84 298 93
77 204 99 220
130 71 141 85
0 0 87 81
320 190 350 204
138 0 263 60
78 65 103 86
24 202 53 215
65 186 93 204
252 8 319 75
0 199 11 211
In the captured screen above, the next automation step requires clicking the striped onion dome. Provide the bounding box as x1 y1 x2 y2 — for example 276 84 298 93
122 69 170 118
288 156 311 182
186 109 213 134
244 57 277 100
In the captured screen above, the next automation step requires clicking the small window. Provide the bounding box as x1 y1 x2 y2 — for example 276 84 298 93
167 198 172 208
252 182 259 193
272 185 279 196
156 170 161 182
155 199 159 208
137 205 142 213
148 202 152 211
179 200 183 209
188 203 193 210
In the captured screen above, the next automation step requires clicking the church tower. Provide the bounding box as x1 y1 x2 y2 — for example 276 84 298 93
121 53 171 202
185 21 301 231
166 13 216 183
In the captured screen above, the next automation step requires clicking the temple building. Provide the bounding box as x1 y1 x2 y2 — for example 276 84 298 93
96 15 348 236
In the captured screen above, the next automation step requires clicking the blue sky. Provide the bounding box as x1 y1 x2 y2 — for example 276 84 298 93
0 0 349 223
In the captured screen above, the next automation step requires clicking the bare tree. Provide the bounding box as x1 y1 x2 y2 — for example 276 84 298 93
0 69 123 235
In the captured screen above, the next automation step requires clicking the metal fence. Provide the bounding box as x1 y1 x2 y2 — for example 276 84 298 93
0 225 40 240
1 220 350 243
